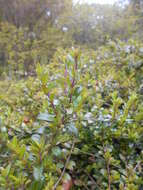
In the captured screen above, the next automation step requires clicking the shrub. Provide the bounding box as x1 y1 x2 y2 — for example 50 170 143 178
0 41 143 189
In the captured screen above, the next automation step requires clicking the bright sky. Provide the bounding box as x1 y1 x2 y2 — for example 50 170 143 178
74 0 117 4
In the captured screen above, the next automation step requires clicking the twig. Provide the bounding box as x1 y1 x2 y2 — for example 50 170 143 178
85 171 100 189
80 150 95 157
52 141 75 190
82 183 90 190
134 161 141 171
106 159 111 190
103 144 111 190
64 64 68 95
47 92 58 115
69 54 78 103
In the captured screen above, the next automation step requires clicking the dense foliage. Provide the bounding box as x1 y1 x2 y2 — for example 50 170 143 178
0 39 143 189
0 0 143 189
0 0 143 78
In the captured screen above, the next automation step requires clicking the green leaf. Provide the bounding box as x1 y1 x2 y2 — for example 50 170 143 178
31 134 41 143
37 113 55 122
66 160 76 170
67 123 78 136
1 164 11 177
52 147 62 157
29 181 44 190
67 54 74 65
33 167 44 181
62 173 71 183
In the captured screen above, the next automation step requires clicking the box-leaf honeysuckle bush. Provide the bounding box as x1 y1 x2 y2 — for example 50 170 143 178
0 40 143 190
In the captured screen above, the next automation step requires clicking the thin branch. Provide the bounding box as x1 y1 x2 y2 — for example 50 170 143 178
82 183 90 190
80 150 95 157
134 161 141 171
47 92 58 115
69 53 78 103
103 144 111 190
52 141 75 190
64 64 68 95
106 159 111 190
85 171 100 189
